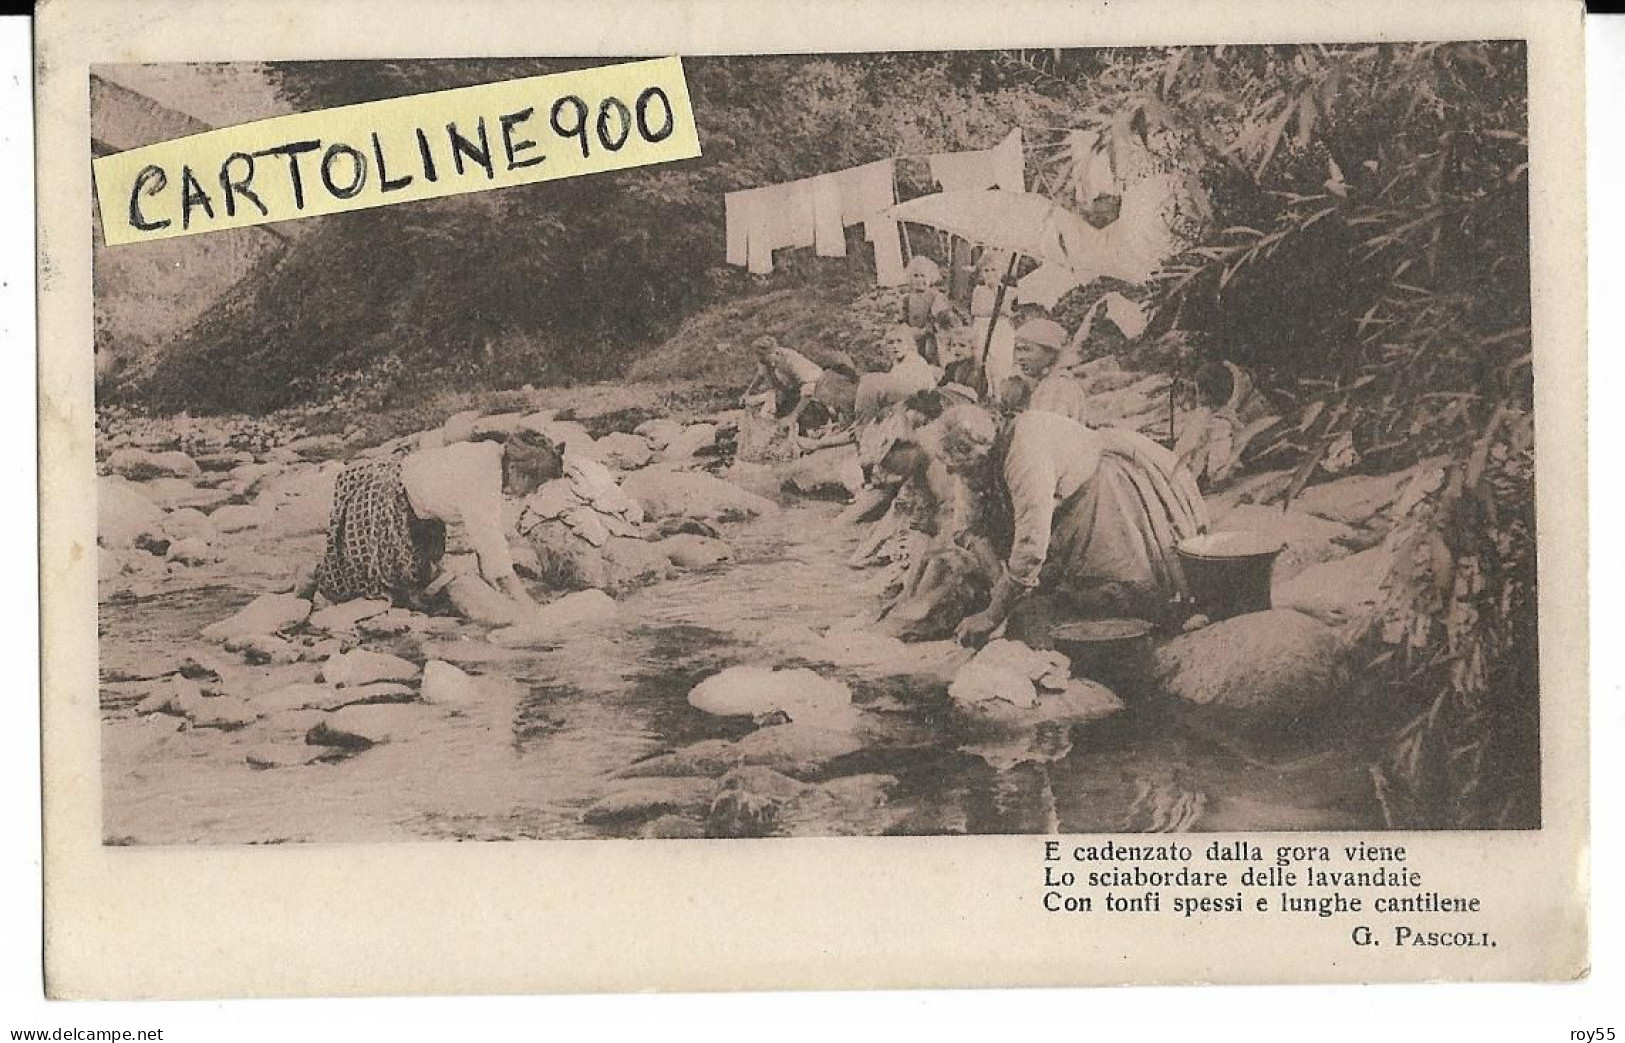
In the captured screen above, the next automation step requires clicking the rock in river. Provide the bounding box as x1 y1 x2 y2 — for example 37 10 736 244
688 666 855 729
1152 608 1347 736
308 598 392 634
420 660 483 708
106 447 201 480
654 534 733 569
97 477 165 549
319 648 420 687
200 594 312 643
580 777 718 826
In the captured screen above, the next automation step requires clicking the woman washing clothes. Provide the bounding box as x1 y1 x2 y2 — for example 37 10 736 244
919 405 1210 649
308 428 564 615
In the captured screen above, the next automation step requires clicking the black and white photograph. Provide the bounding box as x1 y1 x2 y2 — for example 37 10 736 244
88 42 1543 846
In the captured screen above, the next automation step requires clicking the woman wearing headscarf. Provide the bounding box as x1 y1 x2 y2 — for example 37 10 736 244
1015 317 1092 424
310 428 565 614
921 404 1209 647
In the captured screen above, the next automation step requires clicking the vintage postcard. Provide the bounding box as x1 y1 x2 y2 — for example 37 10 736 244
37 0 1587 997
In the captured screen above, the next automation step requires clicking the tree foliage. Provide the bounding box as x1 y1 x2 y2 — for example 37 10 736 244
1025 41 1534 827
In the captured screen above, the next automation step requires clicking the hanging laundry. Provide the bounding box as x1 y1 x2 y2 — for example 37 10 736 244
725 190 749 267
928 128 1025 193
812 174 846 257
782 178 818 250
1101 292 1149 340
989 128 1024 192
1015 263 1089 310
866 216 906 286
929 149 997 192
833 159 896 227
727 158 900 277
1065 129 1119 207
1098 172 1180 284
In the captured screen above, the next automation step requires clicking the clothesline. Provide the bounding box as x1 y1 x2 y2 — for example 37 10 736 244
725 129 1025 283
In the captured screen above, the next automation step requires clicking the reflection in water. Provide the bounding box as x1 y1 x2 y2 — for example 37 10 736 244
100 499 1383 844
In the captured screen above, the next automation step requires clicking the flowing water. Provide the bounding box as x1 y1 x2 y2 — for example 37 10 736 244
100 498 1384 845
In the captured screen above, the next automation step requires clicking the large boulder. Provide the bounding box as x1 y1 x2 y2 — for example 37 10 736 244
97 477 166 549
164 535 216 566
489 589 619 645
730 723 866 779
1292 460 1447 530
200 594 312 643
947 640 1123 745
158 508 217 544
307 703 430 747
105 447 201 480
621 468 778 524
141 477 234 512
1152 608 1348 738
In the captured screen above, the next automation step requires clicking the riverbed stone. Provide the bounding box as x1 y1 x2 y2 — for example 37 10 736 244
594 432 654 470
159 508 216 544
207 503 269 533
615 739 742 779
106 447 201 480
580 777 718 826
1152 608 1347 733
688 666 855 728
421 660 483 707
638 814 706 839
319 648 420 687
308 598 392 634
223 632 302 665
660 423 719 462
201 593 312 642
732 723 865 779
98 477 166 549
186 694 259 730
244 742 338 769
308 703 428 748
706 766 813 838
1273 545 1395 628
654 534 733 569
633 418 684 450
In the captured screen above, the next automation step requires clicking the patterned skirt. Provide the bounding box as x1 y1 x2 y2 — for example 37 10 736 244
313 459 446 604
